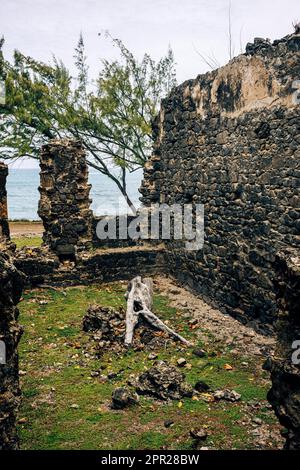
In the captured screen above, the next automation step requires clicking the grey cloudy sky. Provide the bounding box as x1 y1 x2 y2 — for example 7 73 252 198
0 0 298 168
1 0 299 83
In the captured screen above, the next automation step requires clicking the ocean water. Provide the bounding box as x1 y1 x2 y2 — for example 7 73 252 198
6 168 143 220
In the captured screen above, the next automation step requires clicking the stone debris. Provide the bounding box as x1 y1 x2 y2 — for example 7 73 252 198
252 417 263 426
83 304 177 353
213 389 241 402
190 428 208 441
111 388 139 409
148 353 158 360
82 305 125 341
192 348 206 358
177 357 187 367
194 380 210 393
164 420 174 428
135 361 193 400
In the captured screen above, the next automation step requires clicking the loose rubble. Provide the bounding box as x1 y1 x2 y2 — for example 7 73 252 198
213 390 241 402
111 388 139 410
135 361 193 400
190 428 208 441
83 304 178 353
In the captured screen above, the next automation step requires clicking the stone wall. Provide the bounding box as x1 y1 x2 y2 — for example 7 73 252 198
0 245 23 449
141 32 300 328
267 250 300 449
0 162 10 241
38 140 93 259
92 215 140 249
14 245 165 288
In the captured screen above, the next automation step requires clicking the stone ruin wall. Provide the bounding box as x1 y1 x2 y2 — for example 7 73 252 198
38 139 93 259
141 33 300 329
0 162 10 241
267 249 300 449
0 245 23 449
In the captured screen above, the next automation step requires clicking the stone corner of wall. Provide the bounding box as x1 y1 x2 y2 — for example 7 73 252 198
0 246 24 450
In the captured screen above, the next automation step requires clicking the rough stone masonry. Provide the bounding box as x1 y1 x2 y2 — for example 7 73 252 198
0 245 24 449
0 162 10 241
38 139 93 259
267 249 300 449
140 32 300 329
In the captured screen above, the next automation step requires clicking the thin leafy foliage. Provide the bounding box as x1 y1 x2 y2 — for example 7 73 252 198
0 33 176 211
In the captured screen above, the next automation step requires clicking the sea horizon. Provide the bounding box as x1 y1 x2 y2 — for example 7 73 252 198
6 168 142 221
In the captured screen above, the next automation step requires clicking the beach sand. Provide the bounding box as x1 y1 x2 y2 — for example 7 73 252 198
9 221 43 237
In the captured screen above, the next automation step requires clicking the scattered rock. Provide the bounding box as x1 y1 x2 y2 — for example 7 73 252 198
192 349 206 358
262 357 273 371
135 361 193 400
99 375 108 383
83 304 176 353
82 306 125 340
190 428 208 440
70 404 79 409
213 390 241 402
111 388 139 409
90 371 99 377
252 417 263 426
148 353 158 360
169 288 181 295
164 420 175 428
194 380 210 393
18 418 28 424
177 358 187 367
107 372 118 380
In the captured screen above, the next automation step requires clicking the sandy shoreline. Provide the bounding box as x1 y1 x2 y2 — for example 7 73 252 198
9 221 43 237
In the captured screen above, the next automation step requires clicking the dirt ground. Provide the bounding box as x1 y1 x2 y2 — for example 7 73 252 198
9 221 43 237
155 277 276 358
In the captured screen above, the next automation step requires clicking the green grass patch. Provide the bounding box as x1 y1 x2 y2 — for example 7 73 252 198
13 236 42 249
18 282 277 450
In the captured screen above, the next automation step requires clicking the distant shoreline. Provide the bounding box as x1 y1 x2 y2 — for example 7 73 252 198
9 219 41 222
9 221 43 237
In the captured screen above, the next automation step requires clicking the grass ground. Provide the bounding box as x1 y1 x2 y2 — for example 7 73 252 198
18 281 281 450
13 236 42 249
9 221 43 248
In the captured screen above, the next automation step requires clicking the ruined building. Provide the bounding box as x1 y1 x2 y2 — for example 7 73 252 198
0 31 299 449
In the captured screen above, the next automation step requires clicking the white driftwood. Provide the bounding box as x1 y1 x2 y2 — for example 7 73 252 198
124 276 192 347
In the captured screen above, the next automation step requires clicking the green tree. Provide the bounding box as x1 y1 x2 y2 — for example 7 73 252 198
0 33 176 212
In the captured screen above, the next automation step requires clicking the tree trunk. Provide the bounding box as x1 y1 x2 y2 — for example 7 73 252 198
124 276 192 347
120 187 137 216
